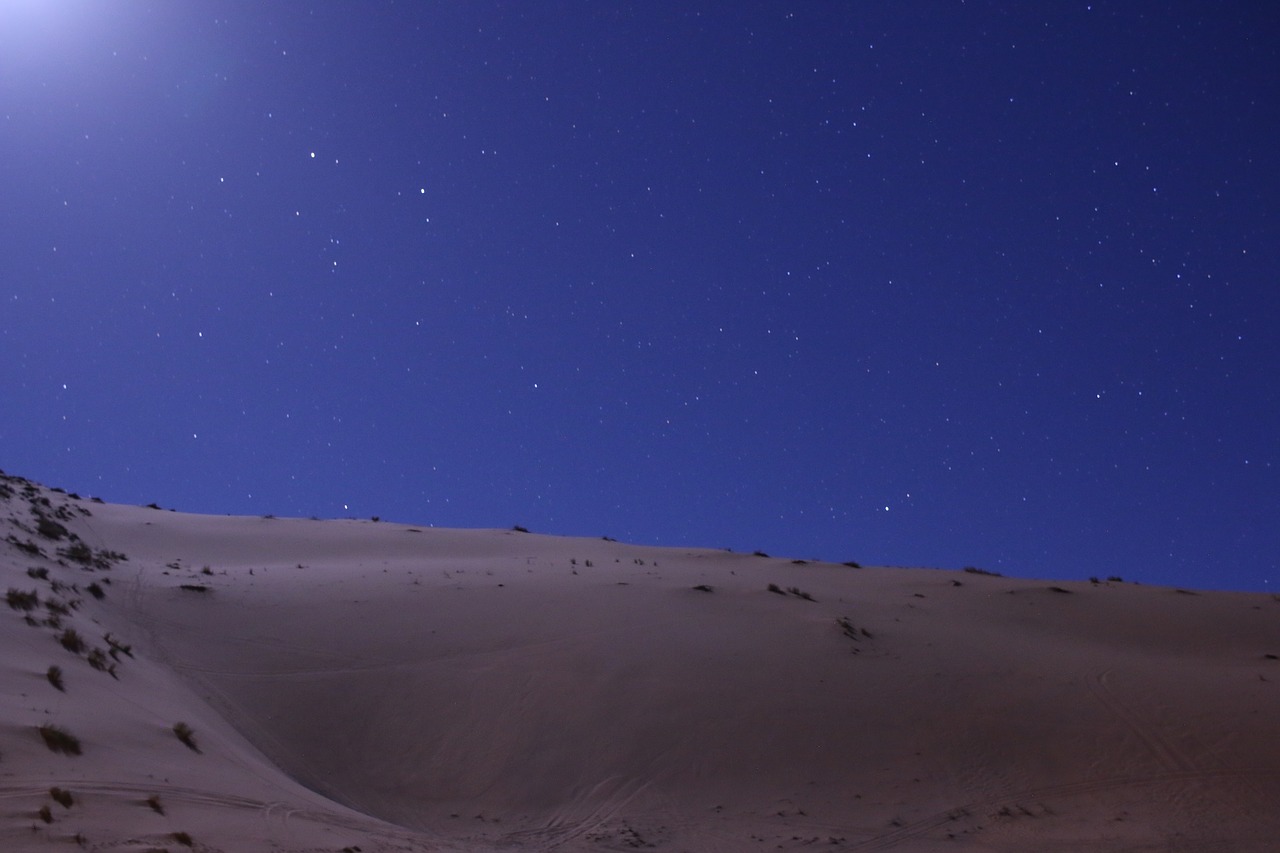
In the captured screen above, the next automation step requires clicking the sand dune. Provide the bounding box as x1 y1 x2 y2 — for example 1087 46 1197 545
3 469 1278 851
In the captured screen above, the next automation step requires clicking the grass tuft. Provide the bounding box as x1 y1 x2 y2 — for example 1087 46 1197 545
58 628 86 654
47 665 65 692
38 724 82 755
36 516 69 540
5 588 40 611
172 722 200 753
963 566 1002 577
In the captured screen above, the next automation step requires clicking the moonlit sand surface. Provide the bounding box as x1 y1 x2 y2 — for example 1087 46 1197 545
4 470 1279 851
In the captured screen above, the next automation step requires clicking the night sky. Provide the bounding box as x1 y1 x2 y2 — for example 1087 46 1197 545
3 2 1277 591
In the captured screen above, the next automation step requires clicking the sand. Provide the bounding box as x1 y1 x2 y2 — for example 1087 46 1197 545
2 469 1278 852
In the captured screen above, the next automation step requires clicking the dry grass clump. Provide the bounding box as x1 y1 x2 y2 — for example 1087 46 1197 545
59 541 94 565
47 665 65 691
35 516 69 540
6 535 46 557
49 787 74 808
172 722 200 753
5 588 40 611
172 830 195 847
87 647 118 678
105 633 134 659
146 794 165 814
58 628 86 654
38 724 82 755
963 566 1002 577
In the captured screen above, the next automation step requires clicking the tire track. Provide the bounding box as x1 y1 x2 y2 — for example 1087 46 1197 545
1087 668 1197 772
846 767 1280 851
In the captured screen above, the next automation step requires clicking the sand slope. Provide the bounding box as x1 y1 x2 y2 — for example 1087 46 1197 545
3 470 1278 852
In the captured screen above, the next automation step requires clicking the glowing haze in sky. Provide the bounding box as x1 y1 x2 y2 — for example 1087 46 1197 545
2 3 1277 590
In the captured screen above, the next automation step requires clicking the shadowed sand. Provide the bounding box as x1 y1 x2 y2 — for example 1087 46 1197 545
3 470 1279 851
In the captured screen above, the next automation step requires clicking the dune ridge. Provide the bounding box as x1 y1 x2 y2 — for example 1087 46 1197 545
3 469 1278 852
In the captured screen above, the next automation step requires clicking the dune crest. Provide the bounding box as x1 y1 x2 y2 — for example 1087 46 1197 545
3 470 1278 851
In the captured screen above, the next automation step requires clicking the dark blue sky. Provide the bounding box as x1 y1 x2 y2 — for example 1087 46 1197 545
3 2 1277 590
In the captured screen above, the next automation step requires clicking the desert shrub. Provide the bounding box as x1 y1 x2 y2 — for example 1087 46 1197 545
87 648 110 672
1048 586 1072 594
1107 575 1123 582
59 542 94 565
49 787 74 808
842 561 862 568
58 628 86 654
86 582 105 599
963 566 1002 577
27 566 49 579
36 516 69 540
5 588 39 611
38 724 82 755
81 548 128 570
767 583 786 595
172 831 194 846
512 525 529 533
172 722 200 753
146 794 165 814
38 804 52 823
47 665 65 691
786 586 815 601
752 550 769 557
6 535 44 556
179 584 210 593
105 634 133 659
692 584 714 592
